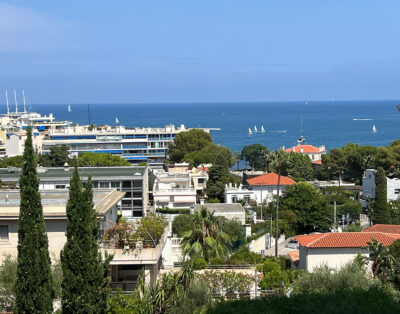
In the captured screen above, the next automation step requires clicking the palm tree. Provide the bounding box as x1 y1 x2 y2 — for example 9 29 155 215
181 208 230 261
367 238 398 283
268 150 288 257
233 151 241 171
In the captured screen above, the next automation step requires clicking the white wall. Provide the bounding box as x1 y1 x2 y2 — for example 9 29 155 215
301 247 369 272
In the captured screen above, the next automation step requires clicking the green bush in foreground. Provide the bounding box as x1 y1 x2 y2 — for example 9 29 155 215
206 287 400 314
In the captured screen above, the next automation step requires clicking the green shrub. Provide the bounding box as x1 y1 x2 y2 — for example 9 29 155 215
194 258 208 270
228 247 263 265
156 208 190 214
170 279 211 314
209 257 224 265
262 261 281 273
172 214 194 237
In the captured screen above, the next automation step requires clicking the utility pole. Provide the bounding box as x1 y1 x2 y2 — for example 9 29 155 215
254 269 258 299
333 200 337 232
275 164 281 257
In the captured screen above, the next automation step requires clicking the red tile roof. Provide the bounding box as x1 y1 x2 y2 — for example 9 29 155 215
312 159 322 165
246 173 296 186
363 224 400 234
285 144 326 154
288 250 299 263
295 232 400 248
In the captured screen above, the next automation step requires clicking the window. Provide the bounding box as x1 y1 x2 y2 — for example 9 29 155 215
133 200 143 207
93 181 99 188
55 184 66 189
122 181 132 188
132 180 142 188
395 189 400 195
198 178 205 184
99 182 110 188
111 181 120 188
0 226 9 241
232 195 238 203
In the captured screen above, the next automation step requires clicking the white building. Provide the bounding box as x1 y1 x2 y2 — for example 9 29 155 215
284 144 326 164
194 203 246 225
362 169 400 201
6 131 44 156
295 232 400 272
225 173 296 205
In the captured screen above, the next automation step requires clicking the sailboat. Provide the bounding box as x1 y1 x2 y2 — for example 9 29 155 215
297 115 306 144
254 125 258 133
68 104 71 112
248 128 253 135
261 125 266 133
372 125 377 133
116 117 119 124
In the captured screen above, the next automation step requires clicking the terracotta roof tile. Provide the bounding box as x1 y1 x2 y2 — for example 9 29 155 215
285 144 326 154
246 173 296 186
363 224 400 234
312 160 322 165
288 249 299 262
295 232 399 248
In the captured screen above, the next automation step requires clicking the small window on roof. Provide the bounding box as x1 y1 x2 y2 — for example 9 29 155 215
0 226 9 241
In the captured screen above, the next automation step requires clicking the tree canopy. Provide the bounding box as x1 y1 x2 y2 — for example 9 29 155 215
241 144 269 170
280 182 332 233
38 145 70 167
77 152 130 167
371 167 390 224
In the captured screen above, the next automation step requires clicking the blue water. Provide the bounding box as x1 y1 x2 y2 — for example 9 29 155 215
7 100 400 153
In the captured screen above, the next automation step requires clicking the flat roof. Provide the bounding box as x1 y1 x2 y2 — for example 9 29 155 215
194 203 245 213
0 166 146 181
0 189 125 218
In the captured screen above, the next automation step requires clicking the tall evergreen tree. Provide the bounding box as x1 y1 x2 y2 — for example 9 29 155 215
61 168 111 313
15 126 54 313
205 153 231 202
372 167 391 224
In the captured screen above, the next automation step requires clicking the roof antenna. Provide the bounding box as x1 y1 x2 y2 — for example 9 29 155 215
13 90 18 113
5 90 9 114
22 90 27 113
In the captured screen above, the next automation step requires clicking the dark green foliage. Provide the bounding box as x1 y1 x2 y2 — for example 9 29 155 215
172 214 194 237
372 167 391 224
38 145 70 167
220 218 244 250
206 287 400 314
279 152 314 180
0 255 62 312
15 127 54 313
156 207 190 214
388 201 400 224
280 182 331 233
61 168 111 313
77 152 130 166
205 153 232 202
169 129 212 163
241 144 269 170
170 280 211 314
0 155 24 168
228 247 263 265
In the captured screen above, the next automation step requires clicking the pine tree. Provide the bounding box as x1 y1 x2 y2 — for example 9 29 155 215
15 126 54 313
61 168 111 313
372 167 391 224
205 153 231 202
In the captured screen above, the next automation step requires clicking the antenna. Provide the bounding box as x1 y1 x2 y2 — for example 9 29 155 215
13 90 18 113
5 90 9 114
22 90 27 112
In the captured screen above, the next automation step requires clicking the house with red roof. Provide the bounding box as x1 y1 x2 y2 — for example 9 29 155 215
362 224 400 234
283 144 326 164
294 232 400 272
225 173 296 205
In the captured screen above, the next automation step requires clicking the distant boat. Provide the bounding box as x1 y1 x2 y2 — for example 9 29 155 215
68 104 71 112
275 130 287 133
254 125 258 132
116 117 119 124
248 128 253 135
261 125 265 133
353 118 372 121
372 125 377 133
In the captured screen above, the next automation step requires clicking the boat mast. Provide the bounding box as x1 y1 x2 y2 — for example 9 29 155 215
22 90 27 113
13 89 18 113
5 90 9 114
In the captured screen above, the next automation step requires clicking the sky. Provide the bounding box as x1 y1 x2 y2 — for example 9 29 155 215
0 1 399 104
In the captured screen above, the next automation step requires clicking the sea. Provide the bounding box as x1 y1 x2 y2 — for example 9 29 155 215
11 100 400 153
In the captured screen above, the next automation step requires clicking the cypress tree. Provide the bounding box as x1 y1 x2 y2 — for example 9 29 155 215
372 167 391 224
61 168 111 313
15 126 54 313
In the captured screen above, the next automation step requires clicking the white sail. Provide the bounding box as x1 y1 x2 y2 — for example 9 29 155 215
261 125 265 133
116 117 119 124
254 125 258 132
372 125 377 133
248 128 253 135
68 104 71 112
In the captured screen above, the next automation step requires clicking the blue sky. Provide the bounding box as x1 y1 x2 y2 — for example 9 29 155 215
0 1 399 104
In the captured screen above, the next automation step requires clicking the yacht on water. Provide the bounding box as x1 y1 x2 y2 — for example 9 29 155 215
372 125 377 133
116 117 119 124
1 90 72 131
297 115 306 144
254 125 258 133
68 104 72 112
261 125 265 133
248 128 253 135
